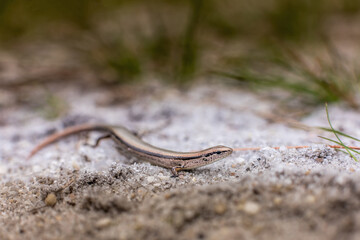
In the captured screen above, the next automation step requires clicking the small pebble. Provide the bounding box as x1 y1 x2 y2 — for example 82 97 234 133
238 201 260 215
315 158 323 163
273 197 282 205
164 193 173 199
95 218 112 229
236 158 245 164
146 176 155 183
305 195 316 204
45 193 57 207
214 203 227 215
72 161 80 170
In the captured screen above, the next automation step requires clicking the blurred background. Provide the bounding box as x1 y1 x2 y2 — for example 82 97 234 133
0 0 360 114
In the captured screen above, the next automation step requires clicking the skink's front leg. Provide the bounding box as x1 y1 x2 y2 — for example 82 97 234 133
171 163 186 177
171 167 181 177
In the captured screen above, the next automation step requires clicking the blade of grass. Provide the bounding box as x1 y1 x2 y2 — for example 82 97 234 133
319 127 360 142
321 103 358 161
179 0 203 82
318 136 360 155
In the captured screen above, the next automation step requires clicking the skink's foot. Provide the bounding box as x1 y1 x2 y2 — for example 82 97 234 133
171 167 181 178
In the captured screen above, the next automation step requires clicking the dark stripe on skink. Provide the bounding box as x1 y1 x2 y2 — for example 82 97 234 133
112 134 204 160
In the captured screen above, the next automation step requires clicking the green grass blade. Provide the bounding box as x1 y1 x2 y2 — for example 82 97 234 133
319 127 360 142
324 103 357 161
318 136 360 155
319 137 360 160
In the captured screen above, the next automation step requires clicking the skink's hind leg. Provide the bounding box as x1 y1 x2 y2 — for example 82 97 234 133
85 134 112 148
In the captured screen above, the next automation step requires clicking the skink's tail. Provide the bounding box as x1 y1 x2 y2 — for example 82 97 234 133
27 124 111 160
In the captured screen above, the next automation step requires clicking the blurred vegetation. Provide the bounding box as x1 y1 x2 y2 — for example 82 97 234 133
0 0 360 105
216 43 360 108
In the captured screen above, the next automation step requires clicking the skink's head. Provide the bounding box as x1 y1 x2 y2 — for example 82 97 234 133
209 145 233 157
200 145 233 164
171 145 233 171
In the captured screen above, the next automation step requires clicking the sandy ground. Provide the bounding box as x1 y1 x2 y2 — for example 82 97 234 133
1 81 360 240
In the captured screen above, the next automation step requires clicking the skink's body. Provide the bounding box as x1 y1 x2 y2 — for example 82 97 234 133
28 124 233 176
